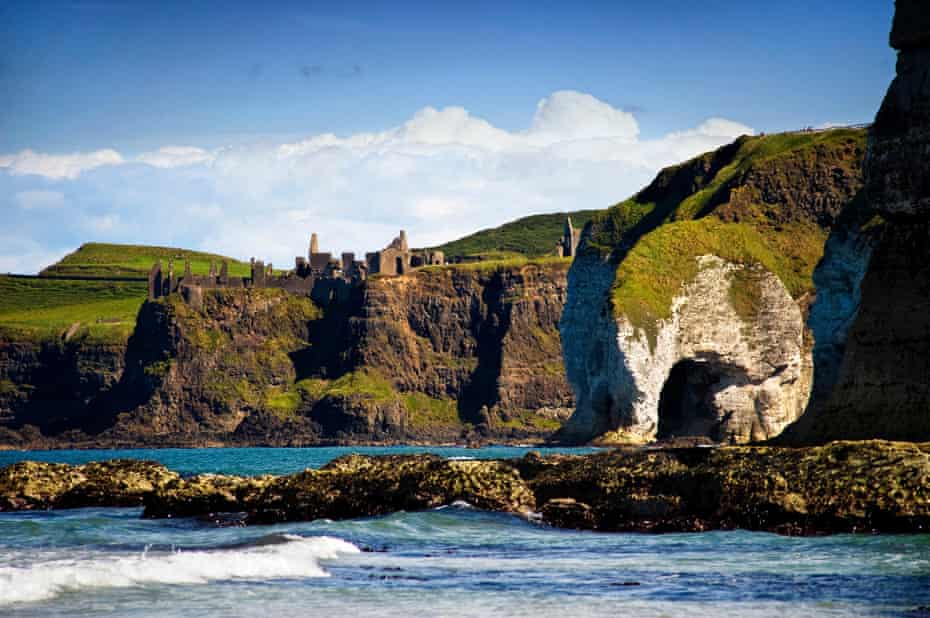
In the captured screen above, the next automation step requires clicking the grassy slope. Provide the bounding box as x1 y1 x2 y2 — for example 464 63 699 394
433 210 600 259
2 242 253 343
41 242 253 279
587 128 867 344
0 276 147 343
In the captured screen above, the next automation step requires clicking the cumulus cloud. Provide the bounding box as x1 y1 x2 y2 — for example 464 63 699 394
0 90 753 274
0 149 123 180
529 90 639 142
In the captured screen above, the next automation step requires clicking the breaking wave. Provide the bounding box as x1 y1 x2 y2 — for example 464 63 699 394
0 534 359 605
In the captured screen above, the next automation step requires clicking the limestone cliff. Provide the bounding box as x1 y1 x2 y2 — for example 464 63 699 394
560 128 866 444
782 1 930 442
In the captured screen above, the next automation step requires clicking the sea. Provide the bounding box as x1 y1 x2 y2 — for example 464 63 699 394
0 446 928 617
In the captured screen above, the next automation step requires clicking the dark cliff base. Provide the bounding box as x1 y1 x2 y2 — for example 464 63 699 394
3 440 929 536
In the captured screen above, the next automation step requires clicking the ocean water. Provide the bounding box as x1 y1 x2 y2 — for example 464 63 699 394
0 445 603 477
1 447 929 617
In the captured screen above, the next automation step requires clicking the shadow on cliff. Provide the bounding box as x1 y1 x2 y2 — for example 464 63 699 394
457 273 511 428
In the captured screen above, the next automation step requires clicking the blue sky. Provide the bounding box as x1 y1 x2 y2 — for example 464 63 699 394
0 0 896 273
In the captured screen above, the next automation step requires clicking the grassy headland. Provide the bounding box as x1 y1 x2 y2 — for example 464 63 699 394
40 242 253 279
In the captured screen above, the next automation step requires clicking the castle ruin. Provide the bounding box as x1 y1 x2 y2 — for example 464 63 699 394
148 230 445 307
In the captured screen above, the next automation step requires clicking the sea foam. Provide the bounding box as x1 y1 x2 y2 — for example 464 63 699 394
0 534 359 605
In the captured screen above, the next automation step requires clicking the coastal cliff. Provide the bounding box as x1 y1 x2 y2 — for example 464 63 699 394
0 261 573 447
560 128 865 444
781 2 930 442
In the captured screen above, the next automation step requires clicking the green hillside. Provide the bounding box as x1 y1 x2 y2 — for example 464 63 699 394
433 210 600 259
0 276 147 342
585 127 868 345
40 242 253 279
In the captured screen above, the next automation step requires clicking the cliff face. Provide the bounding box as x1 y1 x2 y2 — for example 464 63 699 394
0 338 126 444
560 129 865 444
780 1 930 443
316 261 574 441
0 261 573 446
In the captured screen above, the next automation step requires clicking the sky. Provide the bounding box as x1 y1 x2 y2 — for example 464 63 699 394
0 0 896 274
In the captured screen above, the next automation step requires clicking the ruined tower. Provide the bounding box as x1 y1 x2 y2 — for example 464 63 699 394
310 233 319 257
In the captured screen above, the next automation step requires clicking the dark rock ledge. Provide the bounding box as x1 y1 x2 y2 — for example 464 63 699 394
2 441 929 535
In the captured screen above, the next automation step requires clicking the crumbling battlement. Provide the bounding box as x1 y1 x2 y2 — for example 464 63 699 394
148 230 446 307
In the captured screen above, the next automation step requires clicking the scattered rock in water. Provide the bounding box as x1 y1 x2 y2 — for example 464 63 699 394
0 459 178 511
3 442 930 535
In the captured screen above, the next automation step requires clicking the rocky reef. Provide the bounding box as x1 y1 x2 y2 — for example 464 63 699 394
780 0 930 443
560 128 865 444
0 260 573 447
3 441 930 535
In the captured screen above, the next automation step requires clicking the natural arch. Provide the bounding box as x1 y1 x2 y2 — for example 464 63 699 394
656 359 723 440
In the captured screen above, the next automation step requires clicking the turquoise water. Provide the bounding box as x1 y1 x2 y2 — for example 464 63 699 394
0 445 603 476
1 447 929 616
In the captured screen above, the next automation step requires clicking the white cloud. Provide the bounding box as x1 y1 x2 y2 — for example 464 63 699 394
135 146 215 168
0 236 66 275
0 149 123 180
0 91 754 274
529 90 639 143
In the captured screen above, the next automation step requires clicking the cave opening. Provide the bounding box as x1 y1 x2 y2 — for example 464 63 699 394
656 359 723 441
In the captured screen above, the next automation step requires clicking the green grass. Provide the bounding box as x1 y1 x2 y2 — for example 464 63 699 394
610 219 827 349
497 410 563 432
432 210 600 259
40 242 253 279
0 275 147 343
673 128 866 221
403 392 461 429
586 128 867 255
573 128 867 346
320 370 398 402
419 255 572 276
264 387 303 419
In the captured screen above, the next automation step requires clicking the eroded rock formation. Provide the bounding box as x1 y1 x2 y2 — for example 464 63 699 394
560 129 865 444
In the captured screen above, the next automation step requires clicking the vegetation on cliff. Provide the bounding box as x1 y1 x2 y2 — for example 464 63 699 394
583 128 866 342
432 210 599 259
0 275 147 343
